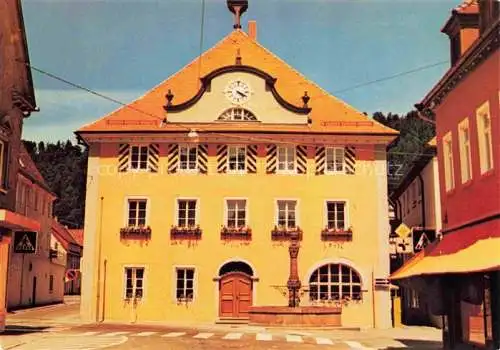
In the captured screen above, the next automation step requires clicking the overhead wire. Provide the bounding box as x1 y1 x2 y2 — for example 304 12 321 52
21 61 437 159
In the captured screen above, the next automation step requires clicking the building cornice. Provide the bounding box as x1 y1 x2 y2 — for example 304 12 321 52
75 130 396 146
416 19 499 114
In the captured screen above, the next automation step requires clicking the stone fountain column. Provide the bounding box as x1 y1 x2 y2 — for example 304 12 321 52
287 230 301 307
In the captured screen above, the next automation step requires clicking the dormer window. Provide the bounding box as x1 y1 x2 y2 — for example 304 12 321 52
218 108 257 121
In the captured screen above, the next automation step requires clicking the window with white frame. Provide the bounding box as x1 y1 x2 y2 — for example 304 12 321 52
277 200 297 228
477 103 494 174
309 264 362 302
326 147 345 173
177 199 197 227
458 118 472 183
226 199 246 227
443 132 455 191
127 199 147 227
326 201 346 230
124 267 144 299
218 107 257 121
130 145 148 170
277 146 296 173
176 268 194 302
179 145 198 171
228 146 246 172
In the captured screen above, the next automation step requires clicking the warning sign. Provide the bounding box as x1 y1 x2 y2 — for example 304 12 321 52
413 229 436 252
13 231 37 254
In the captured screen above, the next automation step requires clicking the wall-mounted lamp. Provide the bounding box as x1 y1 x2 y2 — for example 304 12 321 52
187 129 199 138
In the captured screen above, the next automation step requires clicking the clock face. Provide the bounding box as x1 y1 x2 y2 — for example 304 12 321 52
224 80 251 104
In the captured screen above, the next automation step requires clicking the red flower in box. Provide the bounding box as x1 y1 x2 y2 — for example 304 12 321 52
321 226 353 241
220 225 252 240
120 226 152 239
170 225 202 240
271 225 303 241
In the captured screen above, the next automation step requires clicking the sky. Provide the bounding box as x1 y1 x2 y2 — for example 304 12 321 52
21 0 458 142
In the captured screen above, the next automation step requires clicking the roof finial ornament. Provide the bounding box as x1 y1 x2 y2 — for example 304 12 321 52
302 91 310 108
165 89 174 107
235 49 242 65
227 0 248 29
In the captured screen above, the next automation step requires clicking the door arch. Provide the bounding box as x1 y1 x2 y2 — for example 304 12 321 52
218 261 254 319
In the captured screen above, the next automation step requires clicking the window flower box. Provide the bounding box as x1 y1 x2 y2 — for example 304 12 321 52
120 226 152 239
221 225 252 240
271 225 303 241
321 226 353 241
171 225 202 240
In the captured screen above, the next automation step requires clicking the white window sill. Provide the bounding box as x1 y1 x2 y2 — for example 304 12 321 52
276 171 298 175
324 171 347 175
178 169 199 174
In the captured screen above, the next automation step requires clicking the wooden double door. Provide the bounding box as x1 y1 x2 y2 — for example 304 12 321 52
219 272 252 319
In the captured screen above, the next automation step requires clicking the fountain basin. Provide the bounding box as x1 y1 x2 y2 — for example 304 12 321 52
248 306 342 327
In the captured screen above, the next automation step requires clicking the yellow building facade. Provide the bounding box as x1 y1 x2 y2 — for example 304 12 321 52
77 14 397 328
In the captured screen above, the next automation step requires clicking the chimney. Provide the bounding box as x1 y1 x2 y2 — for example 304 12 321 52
248 20 257 40
441 1 479 66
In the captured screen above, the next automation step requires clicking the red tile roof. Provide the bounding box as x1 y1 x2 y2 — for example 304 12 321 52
52 219 82 252
77 30 397 137
69 229 84 247
455 0 479 14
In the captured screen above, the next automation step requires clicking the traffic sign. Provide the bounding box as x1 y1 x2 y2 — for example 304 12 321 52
395 223 411 238
65 269 78 282
13 231 37 254
413 229 436 252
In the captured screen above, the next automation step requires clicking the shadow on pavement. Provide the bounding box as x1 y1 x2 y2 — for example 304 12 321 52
391 339 443 349
2 325 50 336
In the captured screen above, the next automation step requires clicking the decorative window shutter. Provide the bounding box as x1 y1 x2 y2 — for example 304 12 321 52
118 143 130 172
148 143 159 173
197 144 208 174
345 146 356 175
246 145 258 173
266 144 277 174
167 144 179 174
315 146 326 175
216 145 228 173
296 145 308 174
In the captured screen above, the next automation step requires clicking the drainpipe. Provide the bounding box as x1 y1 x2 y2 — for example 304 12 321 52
95 196 104 323
417 174 426 228
99 259 107 323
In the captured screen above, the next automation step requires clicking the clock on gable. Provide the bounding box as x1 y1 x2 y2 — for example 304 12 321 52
224 79 251 104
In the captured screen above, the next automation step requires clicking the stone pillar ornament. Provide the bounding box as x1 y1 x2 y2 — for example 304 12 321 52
227 0 248 29
287 229 301 307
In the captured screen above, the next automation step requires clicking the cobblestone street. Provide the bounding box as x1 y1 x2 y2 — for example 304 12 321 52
1 300 443 350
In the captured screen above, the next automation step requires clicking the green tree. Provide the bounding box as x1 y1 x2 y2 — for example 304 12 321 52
23 139 87 228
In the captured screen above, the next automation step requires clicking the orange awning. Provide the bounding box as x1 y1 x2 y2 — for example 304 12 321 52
391 237 500 280
0 209 40 232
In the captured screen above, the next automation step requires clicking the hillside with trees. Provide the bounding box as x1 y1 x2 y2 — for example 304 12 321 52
21 110 434 228
373 110 435 192
23 140 87 229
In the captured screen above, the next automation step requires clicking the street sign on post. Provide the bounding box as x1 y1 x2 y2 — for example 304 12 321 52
395 223 411 238
13 231 37 254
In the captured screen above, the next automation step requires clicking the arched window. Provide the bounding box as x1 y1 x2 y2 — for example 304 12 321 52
218 108 257 121
309 264 362 302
